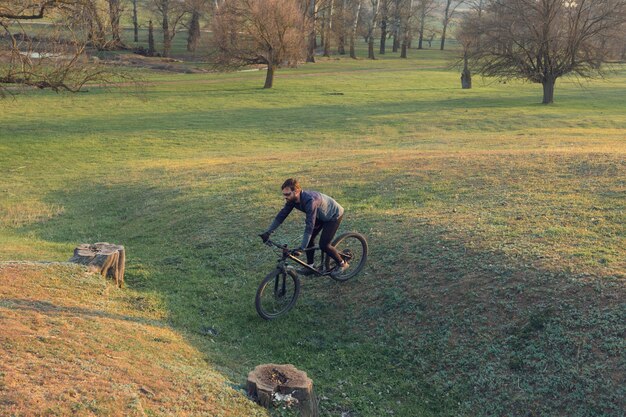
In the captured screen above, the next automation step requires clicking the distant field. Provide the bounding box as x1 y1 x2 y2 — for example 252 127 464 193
1 48 624 417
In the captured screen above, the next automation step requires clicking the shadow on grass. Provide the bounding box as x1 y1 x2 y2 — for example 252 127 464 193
13 172 626 417
0 298 166 328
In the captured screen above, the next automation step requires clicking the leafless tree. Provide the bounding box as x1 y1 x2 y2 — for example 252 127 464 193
211 0 307 88
132 0 139 42
323 0 335 56
392 0 418 57
0 1 119 94
378 0 390 53
305 0 317 62
439 0 464 50
364 0 381 58
107 0 123 46
462 0 626 103
184 0 211 53
148 0 189 56
349 0 363 57
415 0 437 48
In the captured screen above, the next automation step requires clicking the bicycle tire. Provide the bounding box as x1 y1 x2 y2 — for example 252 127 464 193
255 268 300 320
325 232 368 282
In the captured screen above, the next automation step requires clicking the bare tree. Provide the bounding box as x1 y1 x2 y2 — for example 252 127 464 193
211 0 306 88
132 0 139 42
149 0 189 56
0 1 118 94
456 12 478 88
323 0 335 56
348 0 362 57
185 0 211 53
305 0 317 62
439 0 464 50
108 0 124 46
463 0 626 104
415 0 437 49
365 0 381 58
398 0 417 58
378 0 390 53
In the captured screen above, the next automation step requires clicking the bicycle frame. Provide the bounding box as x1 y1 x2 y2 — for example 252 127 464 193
266 239 333 277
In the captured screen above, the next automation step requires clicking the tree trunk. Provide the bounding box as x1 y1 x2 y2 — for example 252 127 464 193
440 0 451 51
247 364 319 417
264 63 275 88
461 53 471 88
440 23 447 50
148 20 155 56
392 13 400 53
337 0 346 54
109 0 122 46
306 0 316 62
349 34 356 58
162 2 171 57
349 0 361 59
320 14 325 49
69 243 126 288
132 0 139 43
323 0 333 57
542 77 555 104
187 10 201 52
417 13 425 49
369 0 380 59
400 32 408 58
86 3 107 50
379 17 387 54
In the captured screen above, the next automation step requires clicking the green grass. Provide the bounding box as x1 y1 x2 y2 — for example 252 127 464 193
1 49 625 417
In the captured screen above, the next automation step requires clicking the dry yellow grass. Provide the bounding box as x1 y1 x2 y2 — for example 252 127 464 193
0 263 267 417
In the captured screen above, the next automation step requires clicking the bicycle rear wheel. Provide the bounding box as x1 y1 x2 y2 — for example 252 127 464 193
325 232 368 282
255 268 300 320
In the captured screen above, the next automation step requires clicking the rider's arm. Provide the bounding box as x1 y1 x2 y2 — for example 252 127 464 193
264 203 295 235
300 199 318 250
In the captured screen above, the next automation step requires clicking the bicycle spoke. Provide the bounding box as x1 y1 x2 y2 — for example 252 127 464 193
256 269 300 319
325 232 368 282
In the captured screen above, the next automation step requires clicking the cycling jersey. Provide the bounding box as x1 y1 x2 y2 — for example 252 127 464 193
266 190 344 249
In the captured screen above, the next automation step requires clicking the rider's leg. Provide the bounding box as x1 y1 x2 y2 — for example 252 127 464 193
319 215 343 265
306 221 323 265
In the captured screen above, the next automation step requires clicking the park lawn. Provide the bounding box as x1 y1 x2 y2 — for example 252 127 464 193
1 51 625 416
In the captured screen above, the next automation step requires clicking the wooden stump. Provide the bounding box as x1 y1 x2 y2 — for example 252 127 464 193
247 364 319 417
69 243 125 288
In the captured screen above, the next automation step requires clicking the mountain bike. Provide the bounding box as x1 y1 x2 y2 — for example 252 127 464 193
255 232 368 320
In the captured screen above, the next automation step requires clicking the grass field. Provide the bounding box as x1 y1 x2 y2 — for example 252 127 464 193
1 47 625 417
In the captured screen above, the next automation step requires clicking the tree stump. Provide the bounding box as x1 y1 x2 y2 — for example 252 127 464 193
69 243 125 288
461 67 472 89
247 364 319 417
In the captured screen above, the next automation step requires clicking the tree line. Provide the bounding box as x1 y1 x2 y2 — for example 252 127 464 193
1 0 625 102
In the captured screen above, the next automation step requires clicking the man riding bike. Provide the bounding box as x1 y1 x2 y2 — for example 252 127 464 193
260 178 349 278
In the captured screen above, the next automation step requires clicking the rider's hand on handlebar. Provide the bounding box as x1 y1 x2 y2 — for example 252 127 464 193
290 248 303 257
259 232 270 243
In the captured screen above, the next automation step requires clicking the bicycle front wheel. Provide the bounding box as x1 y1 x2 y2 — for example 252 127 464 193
325 232 368 282
255 268 300 320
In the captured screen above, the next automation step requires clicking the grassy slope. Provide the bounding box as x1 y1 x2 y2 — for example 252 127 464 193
0 262 267 416
0 49 624 416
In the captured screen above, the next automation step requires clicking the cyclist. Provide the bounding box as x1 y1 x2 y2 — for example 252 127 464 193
260 178 349 277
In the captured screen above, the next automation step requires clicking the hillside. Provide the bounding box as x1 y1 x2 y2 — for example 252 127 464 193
0 262 267 417
1 49 624 416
